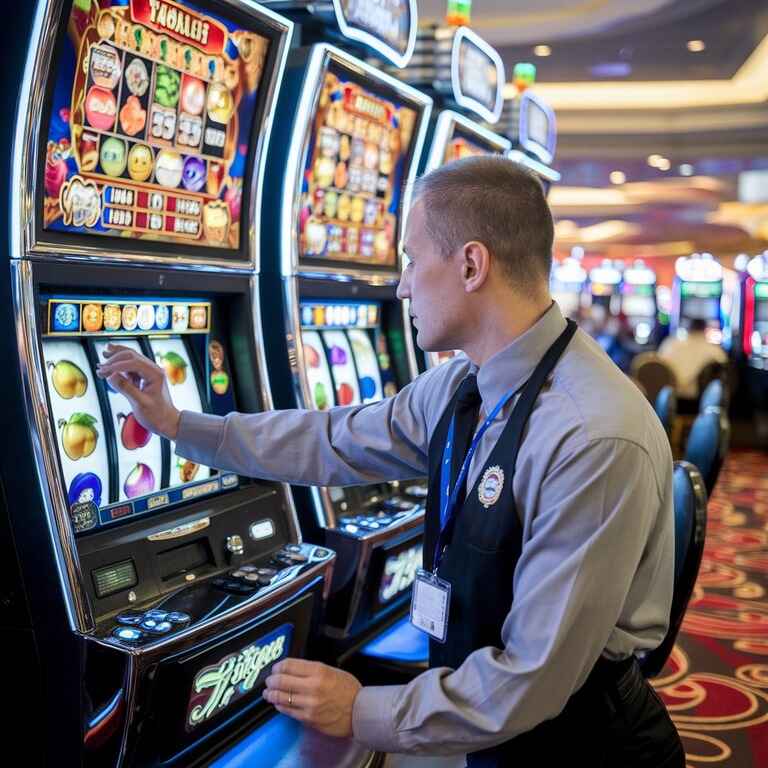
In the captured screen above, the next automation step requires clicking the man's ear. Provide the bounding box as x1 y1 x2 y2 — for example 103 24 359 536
462 241 491 293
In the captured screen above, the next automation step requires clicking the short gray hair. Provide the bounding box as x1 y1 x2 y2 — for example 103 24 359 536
411 156 554 294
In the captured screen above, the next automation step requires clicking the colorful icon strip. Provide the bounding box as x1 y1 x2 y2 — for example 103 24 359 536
102 184 203 239
96 473 238 530
47 299 211 335
300 302 380 329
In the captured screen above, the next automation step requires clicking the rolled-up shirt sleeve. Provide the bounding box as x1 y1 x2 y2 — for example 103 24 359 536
174 368 447 487
352 437 672 755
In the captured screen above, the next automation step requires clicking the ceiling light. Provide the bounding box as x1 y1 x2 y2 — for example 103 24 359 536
679 164 694 176
656 158 671 171
687 40 706 53
609 171 626 185
534 45 552 57
647 154 663 167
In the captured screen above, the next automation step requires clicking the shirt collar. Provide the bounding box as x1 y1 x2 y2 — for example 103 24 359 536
473 302 568 409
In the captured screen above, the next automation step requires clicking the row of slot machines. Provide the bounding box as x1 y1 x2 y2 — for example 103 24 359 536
551 250 768 370
1 1 558 767
551 258 661 347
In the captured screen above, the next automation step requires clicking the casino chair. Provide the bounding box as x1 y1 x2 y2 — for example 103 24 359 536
696 361 727 399
699 377 727 413
640 461 707 679
684 406 731 497
630 352 677 405
654 385 677 439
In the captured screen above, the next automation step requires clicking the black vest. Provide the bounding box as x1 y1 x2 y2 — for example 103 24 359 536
423 320 577 765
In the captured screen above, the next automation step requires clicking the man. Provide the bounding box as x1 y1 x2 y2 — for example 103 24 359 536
96 157 684 766
658 317 727 400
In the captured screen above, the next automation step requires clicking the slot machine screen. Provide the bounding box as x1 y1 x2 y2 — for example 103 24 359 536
40 294 239 535
680 280 722 323
299 300 398 409
526 99 549 151
38 0 278 259
297 62 420 270
442 124 502 165
622 295 656 318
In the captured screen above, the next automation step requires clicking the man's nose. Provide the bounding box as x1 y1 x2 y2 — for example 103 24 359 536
396 271 410 300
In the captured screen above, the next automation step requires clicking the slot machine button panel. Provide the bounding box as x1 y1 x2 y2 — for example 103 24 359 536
117 612 144 626
113 627 144 643
166 612 190 625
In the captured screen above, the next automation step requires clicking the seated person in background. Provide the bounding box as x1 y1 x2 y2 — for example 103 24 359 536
658 318 727 400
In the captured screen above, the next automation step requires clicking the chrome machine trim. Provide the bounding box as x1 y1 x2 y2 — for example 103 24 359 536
252 273 302 542
424 110 512 172
14 0 293 273
507 149 561 183
11 259 94 633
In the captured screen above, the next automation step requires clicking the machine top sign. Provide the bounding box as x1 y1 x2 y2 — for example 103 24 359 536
332 0 417 68
451 27 504 124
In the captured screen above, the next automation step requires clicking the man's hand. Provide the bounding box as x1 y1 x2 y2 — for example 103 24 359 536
264 658 362 738
95 343 181 440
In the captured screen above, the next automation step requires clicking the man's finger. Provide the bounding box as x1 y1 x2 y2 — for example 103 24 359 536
102 343 134 359
264 687 310 710
265 672 315 694
108 373 142 401
98 355 162 382
272 658 321 677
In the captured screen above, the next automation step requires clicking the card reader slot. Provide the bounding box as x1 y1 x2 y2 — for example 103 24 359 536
157 539 213 582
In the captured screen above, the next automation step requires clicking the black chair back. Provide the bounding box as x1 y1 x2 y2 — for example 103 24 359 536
696 361 726 397
641 461 707 678
654 385 677 437
699 378 726 413
684 407 730 496
631 355 677 404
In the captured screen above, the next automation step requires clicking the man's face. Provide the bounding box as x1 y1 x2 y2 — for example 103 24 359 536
397 199 466 352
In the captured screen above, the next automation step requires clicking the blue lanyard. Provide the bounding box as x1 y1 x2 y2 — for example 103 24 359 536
435 386 519 572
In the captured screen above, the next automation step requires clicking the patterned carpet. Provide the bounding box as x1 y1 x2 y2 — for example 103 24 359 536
653 450 768 767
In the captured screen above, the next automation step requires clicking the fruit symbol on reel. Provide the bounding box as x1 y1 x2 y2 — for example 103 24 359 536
178 459 199 483
157 351 188 385
48 359 87 399
124 462 155 498
58 413 99 460
117 412 151 450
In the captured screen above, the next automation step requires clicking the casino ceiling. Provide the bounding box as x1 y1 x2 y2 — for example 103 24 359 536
424 0 768 265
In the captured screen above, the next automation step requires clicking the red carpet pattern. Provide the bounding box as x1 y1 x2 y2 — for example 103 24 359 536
653 451 768 767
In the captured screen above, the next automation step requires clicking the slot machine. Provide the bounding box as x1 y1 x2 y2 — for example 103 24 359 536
502 73 560 195
550 257 587 321
258 1 433 674
588 260 623 317
621 260 658 346
2 1 373 765
671 253 724 344
738 253 768 369
394 24 510 373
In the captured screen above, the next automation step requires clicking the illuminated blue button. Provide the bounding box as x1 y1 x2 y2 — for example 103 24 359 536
344 524 359 534
166 612 190 624
145 610 168 620
140 619 158 630
377 517 393 526
286 544 302 553
116 613 143 626
313 548 331 558
113 627 143 643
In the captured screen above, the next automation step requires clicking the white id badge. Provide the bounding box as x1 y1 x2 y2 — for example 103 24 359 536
410 568 451 643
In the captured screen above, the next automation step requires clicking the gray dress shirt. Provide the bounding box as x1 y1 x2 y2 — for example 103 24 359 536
176 302 675 757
